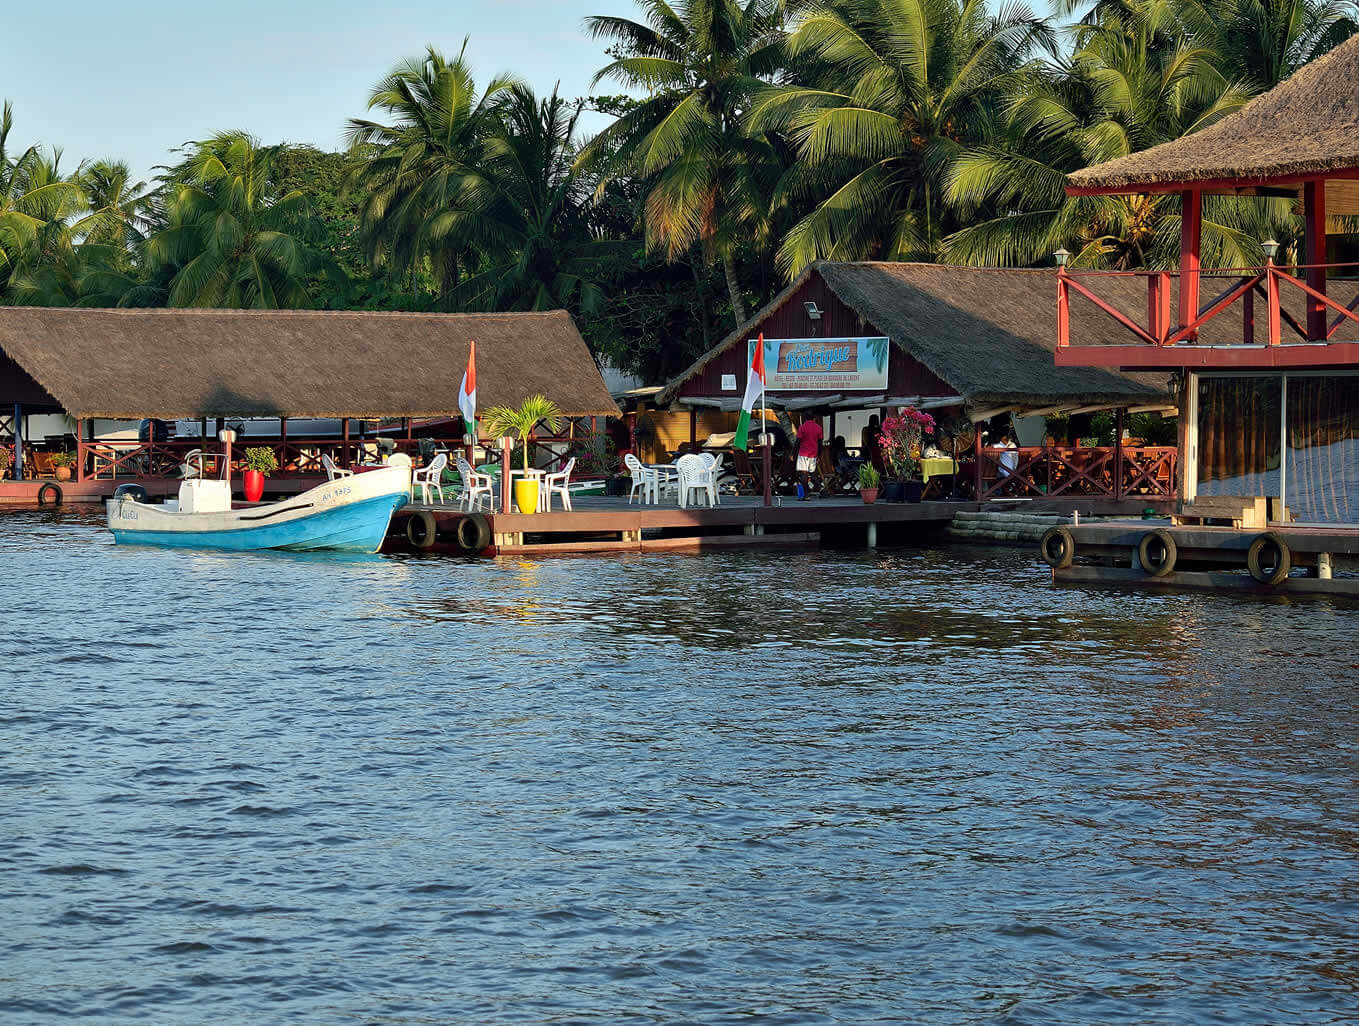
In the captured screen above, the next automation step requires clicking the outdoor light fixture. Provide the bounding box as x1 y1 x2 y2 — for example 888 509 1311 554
803 301 822 320
1053 248 1071 268
1262 239 1280 262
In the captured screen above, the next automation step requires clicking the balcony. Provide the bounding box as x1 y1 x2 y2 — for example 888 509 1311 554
1054 261 1359 370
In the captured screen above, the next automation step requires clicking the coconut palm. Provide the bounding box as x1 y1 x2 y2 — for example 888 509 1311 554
939 6 1260 268
482 395 563 471
74 160 152 254
583 0 787 324
747 0 1054 274
143 132 333 308
454 86 633 314
0 102 86 299
346 44 520 306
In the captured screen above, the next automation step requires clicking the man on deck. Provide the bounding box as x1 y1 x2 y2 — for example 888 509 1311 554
795 411 824 500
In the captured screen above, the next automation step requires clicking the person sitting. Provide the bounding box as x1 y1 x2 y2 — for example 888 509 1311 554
995 430 1019 479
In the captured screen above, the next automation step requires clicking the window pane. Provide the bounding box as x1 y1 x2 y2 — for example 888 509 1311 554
1196 377 1282 499
1286 377 1359 524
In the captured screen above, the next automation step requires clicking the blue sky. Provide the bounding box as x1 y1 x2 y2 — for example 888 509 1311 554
5 0 637 182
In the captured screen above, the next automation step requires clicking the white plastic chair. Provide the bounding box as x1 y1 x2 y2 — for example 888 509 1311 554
677 453 716 509
412 452 449 504
321 453 352 480
699 452 722 505
543 457 576 512
456 454 497 512
624 453 657 505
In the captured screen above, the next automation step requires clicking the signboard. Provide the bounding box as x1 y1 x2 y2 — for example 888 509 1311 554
748 337 890 391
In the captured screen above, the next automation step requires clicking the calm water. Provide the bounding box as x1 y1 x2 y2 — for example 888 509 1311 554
2 509 1358 1025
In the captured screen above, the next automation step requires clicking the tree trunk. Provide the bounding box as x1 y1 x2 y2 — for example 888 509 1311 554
691 257 713 353
438 255 459 309
724 251 747 326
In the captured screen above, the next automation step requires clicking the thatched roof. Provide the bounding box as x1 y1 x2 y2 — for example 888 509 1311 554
658 262 1172 415
0 307 618 419
1068 35 1359 193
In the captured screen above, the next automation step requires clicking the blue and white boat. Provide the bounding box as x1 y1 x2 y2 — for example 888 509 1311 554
106 464 411 553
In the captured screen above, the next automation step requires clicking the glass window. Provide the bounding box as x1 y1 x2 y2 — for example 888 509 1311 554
1196 377 1282 499
1285 376 1359 523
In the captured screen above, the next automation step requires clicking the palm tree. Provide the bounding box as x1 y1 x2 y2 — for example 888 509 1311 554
583 0 787 324
482 395 562 472
346 44 520 306
939 6 1261 269
74 160 151 255
453 85 634 314
1183 0 1359 89
748 0 1053 275
144 132 333 308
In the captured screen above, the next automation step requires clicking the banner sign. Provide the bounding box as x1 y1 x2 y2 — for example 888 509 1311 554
748 337 890 391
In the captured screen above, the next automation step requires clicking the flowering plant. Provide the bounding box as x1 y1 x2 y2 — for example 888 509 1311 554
878 407 936 480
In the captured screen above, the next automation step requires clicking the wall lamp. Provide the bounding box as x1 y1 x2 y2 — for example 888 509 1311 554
803 301 822 320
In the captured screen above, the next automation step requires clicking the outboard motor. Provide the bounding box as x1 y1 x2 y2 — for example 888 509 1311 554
113 483 149 503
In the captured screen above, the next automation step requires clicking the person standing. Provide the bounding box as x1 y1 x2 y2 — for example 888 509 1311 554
795 412 824 500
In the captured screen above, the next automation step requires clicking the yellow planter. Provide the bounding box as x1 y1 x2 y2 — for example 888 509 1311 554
514 479 539 514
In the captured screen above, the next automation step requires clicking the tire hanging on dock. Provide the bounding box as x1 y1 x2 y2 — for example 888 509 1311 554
455 513 492 554
36 482 63 507
1246 532 1291 585
405 509 439 549
1039 526 1075 569
1136 529 1178 577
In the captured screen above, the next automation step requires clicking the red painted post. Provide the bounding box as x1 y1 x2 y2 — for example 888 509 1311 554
1148 272 1171 342
1179 189 1202 340
1266 260 1282 346
1304 178 1327 340
1056 269 1070 349
1114 407 1124 501
973 422 983 499
342 418 350 467
501 435 512 513
279 416 288 470
762 436 772 507
75 418 86 483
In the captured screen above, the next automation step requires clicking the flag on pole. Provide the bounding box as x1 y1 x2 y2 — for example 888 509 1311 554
459 340 477 432
733 333 766 451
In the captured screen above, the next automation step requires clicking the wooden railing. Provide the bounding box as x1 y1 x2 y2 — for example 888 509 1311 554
978 445 1177 500
1056 261 1359 350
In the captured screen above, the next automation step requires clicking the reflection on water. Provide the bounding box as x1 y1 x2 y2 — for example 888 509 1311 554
2 509 1358 1025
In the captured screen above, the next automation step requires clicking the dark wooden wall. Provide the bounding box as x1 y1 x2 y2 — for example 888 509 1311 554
678 272 958 401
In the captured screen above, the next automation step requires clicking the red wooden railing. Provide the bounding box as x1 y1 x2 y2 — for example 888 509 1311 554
1056 261 1359 349
978 445 1177 500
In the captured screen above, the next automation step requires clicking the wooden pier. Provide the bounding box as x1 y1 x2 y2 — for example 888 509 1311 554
385 495 1174 557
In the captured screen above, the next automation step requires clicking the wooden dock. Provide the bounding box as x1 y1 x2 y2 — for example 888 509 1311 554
385 495 1175 557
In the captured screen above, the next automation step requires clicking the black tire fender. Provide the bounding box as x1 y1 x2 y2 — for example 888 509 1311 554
1247 532 1291 585
37 482 63 507
1137 529 1178 577
1039 526 1074 569
405 509 439 549
455 513 492 554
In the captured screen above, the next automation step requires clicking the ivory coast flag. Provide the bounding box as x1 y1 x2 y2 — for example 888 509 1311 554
733 333 766 451
459 340 477 431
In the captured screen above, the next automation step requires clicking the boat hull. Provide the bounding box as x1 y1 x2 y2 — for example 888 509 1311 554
108 466 411 553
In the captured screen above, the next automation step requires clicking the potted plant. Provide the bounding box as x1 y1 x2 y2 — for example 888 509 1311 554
49 450 77 482
0 447 12 479
483 395 562 513
858 462 881 504
242 446 279 502
878 407 936 502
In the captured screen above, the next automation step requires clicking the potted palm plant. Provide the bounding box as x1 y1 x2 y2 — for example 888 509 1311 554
242 446 279 502
483 395 561 513
49 451 77 482
858 462 881 504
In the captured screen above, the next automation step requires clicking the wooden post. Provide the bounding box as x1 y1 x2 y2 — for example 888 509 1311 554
762 437 772 507
13 403 22 481
342 418 350 467
280 416 288 468
1179 189 1202 340
688 407 697 447
1266 259 1282 346
1148 272 1171 342
1056 269 1069 348
1304 178 1327 340
501 436 512 513
76 418 86 483
973 421 983 499
1114 407 1125 501
404 417 412 441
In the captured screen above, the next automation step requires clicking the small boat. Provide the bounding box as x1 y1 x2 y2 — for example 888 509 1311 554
107 464 411 553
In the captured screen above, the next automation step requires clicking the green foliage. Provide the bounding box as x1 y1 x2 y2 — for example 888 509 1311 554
482 395 562 470
858 462 881 488
49 450 76 468
1128 412 1179 445
243 446 280 476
